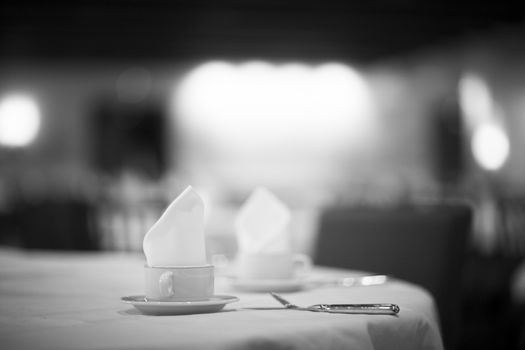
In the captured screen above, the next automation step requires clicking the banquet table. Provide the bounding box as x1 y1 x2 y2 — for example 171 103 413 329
0 248 443 350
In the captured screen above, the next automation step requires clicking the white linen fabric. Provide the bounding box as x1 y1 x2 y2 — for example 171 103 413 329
0 249 443 350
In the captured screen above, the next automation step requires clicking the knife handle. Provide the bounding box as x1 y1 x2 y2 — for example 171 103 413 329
312 303 400 315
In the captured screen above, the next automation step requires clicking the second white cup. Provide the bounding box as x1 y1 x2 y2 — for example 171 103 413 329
236 253 311 280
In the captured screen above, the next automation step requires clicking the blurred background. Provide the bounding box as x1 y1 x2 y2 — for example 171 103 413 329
0 0 524 348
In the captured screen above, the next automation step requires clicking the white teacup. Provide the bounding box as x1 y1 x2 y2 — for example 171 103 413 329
236 253 311 280
144 265 214 301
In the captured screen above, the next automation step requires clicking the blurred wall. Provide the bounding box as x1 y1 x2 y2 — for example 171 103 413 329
0 24 524 252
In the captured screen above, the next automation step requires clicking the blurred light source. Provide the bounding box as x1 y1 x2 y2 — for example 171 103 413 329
458 73 494 130
173 61 375 155
471 122 510 171
458 72 510 172
0 93 41 148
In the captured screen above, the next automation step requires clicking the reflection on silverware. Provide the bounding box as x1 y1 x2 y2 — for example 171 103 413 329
270 292 400 315
313 274 389 287
338 274 388 286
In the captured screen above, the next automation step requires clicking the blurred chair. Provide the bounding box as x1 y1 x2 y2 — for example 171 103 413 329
15 198 99 250
313 202 472 350
500 197 525 258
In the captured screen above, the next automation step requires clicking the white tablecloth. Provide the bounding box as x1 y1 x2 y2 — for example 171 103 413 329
0 248 443 350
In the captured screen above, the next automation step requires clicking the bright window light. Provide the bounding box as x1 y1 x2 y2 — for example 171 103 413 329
471 122 510 171
0 93 41 147
173 61 376 155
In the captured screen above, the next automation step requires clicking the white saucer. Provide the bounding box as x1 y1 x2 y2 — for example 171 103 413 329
121 295 239 315
229 277 307 292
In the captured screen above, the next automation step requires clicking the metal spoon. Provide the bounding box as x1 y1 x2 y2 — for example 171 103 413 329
270 292 400 315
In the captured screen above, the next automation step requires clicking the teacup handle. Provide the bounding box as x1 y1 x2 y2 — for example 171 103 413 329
292 254 312 277
159 271 175 297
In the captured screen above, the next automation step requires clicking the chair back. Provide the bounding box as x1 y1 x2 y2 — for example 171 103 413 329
314 202 472 349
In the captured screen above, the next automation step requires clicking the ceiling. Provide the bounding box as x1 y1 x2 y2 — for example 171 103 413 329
1 0 524 64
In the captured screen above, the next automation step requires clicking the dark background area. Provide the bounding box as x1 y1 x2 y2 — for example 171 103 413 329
1 0 524 62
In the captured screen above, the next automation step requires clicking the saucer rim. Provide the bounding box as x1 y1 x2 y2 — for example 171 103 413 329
230 277 305 285
228 277 308 292
121 294 239 306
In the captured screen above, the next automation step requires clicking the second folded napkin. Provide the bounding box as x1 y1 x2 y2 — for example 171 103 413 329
235 187 291 254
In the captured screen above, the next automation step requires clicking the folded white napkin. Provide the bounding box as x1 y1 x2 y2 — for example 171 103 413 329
235 187 291 254
143 186 206 266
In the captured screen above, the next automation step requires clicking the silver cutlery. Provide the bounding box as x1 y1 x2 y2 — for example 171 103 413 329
314 274 389 287
270 292 400 315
